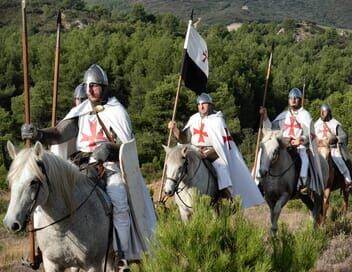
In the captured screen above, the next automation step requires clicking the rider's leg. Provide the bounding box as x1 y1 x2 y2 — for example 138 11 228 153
212 157 232 198
106 171 131 269
297 146 309 191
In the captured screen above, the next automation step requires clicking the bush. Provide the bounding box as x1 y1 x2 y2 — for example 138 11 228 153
140 195 327 272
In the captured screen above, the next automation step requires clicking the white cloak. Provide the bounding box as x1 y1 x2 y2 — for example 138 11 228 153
184 112 264 208
54 97 156 259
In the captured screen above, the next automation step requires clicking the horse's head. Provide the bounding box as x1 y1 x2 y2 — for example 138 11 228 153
259 129 282 177
3 141 50 233
163 144 192 196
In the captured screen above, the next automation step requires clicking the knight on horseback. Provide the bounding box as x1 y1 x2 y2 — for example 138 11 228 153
21 64 156 271
168 93 263 208
314 103 352 192
260 87 324 195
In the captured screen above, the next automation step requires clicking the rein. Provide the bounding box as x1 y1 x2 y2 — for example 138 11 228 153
268 154 298 178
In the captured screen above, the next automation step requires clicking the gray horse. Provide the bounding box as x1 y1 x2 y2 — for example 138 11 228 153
3 141 114 272
163 144 218 221
259 129 329 233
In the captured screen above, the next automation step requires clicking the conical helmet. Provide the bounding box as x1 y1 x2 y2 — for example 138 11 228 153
288 87 302 99
320 103 331 113
83 64 108 87
74 83 87 99
196 93 213 104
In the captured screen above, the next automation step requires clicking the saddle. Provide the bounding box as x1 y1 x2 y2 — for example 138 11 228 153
70 151 112 216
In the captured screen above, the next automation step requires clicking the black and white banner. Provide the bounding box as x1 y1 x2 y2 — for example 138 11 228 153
182 20 209 94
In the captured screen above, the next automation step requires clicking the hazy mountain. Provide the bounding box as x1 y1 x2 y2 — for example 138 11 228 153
84 0 352 29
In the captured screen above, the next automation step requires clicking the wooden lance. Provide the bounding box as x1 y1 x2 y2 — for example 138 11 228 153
252 49 273 179
51 10 61 127
21 0 40 269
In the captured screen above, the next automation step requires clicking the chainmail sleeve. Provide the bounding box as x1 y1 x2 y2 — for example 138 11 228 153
178 127 192 144
37 117 79 145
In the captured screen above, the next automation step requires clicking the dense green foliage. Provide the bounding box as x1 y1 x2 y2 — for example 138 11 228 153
84 0 352 29
1 6 352 184
140 196 327 271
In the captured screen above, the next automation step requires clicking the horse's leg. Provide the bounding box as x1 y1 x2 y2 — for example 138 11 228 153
42 257 65 272
322 187 331 224
270 193 290 234
314 192 324 226
342 189 349 214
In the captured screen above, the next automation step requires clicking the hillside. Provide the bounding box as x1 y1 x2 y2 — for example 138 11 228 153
83 0 352 29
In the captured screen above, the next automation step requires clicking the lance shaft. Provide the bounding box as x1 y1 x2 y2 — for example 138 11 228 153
158 47 187 202
51 11 61 127
22 1 37 268
252 50 273 178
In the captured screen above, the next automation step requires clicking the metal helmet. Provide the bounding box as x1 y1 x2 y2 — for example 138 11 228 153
74 83 87 99
196 93 213 104
83 64 108 87
288 87 303 99
320 103 332 113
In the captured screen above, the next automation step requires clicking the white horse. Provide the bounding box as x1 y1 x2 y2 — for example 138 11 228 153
259 129 329 233
3 141 114 272
163 144 218 221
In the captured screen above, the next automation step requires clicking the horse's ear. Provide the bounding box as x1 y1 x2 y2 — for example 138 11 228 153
162 144 170 153
7 140 17 160
262 127 271 137
181 145 188 158
33 141 44 158
274 130 283 140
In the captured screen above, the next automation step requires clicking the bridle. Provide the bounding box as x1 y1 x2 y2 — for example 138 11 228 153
27 160 98 232
165 156 204 208
260 140 297 178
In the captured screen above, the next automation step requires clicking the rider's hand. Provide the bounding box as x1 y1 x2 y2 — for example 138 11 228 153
92 142 119 162
290 137 301 147
168 121 177 130
21 123 39 140
259 106 268 120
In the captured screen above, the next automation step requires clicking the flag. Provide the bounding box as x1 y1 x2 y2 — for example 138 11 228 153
182 20 209 94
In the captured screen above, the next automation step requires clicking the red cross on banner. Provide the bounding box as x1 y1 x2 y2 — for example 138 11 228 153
319 125 330 138
202 50 208 62
80 119 107 151
283 116 301 137
193 123 208 143
223 128 233 150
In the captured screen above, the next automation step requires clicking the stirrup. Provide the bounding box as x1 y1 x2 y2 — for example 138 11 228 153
345 182 352 193
298 185 308 195
116 259 130 272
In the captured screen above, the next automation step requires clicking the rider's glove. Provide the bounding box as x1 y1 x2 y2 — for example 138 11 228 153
21 123 41 140
92 142 120 162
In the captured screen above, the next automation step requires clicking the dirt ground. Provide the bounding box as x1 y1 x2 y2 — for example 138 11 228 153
1 182 352 271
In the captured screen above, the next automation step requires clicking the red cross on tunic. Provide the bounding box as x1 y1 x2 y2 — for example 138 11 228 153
319 125 330 138
80 120 107 151
283 116 301 137
193 123 208 143
223 128 233 150
202 51 208 62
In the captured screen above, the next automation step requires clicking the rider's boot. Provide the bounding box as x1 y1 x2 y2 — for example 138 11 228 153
115 259 130 272
345 179 352 193
220 187 232 200
298 177 308 194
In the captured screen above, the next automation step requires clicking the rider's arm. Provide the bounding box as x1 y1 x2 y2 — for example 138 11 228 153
38 118 79 145
336 125 348 146
178 128 192 144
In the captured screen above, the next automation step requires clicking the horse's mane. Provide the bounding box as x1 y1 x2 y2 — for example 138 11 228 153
8 147 85 209
168 144 200 163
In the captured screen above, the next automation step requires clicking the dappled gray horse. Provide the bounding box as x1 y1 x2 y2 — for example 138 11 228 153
163 144 218 221
3 141 114 272
259 129 328 233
